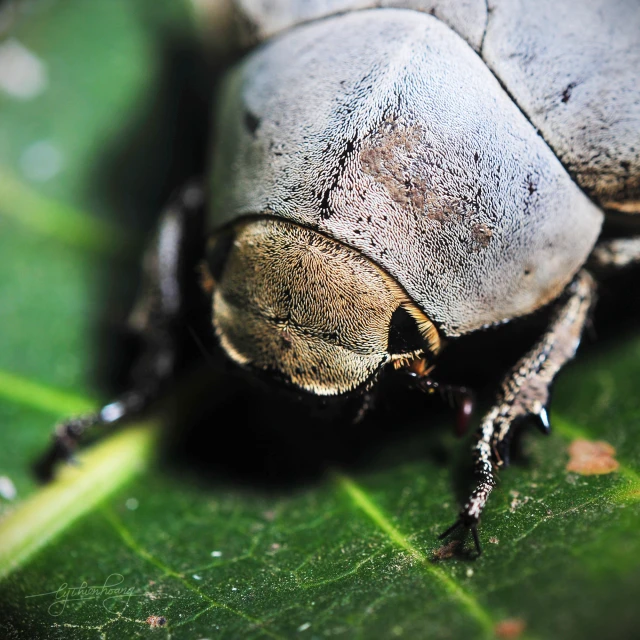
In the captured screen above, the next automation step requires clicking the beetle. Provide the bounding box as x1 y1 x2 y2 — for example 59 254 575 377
36 0 640 553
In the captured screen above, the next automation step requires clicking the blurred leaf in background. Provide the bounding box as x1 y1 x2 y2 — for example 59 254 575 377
0 0 208 499
1 1 640 639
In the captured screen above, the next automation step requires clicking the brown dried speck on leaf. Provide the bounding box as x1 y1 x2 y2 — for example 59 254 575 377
146 615 167 628
566 439 620 475
431 540 460 560
495 618 526 639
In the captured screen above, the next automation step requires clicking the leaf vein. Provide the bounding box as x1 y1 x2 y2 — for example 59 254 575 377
104 508 285 640
336 473 496 637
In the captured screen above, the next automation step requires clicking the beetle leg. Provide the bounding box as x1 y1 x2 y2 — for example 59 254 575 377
440 270 596 553
408 372 475 437
590 237 640 269
34 181 206 481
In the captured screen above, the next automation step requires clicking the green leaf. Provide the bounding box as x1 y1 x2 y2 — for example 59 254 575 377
1 3 640 639
0 422 156 581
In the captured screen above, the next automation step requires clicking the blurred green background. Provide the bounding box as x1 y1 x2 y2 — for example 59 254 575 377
1 1 640 638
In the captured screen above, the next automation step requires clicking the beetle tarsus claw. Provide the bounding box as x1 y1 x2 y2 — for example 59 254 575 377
534 406 551 434
471 523 482 556
438 516 482 555
438 518 463 540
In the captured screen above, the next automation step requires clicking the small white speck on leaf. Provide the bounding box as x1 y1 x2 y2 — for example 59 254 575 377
192 574 202 580
297 622 311 632
466 568 474 577
211 550 222 557
231 587 237 591
125 498 139 510
0 476 17 500
0 38 47 99
509 490 531 512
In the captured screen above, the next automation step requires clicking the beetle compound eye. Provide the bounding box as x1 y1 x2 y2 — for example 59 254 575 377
388 305 428 356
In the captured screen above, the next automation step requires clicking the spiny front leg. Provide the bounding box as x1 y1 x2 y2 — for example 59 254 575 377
34 182 206 482
440 270 597 554
33 390 152 481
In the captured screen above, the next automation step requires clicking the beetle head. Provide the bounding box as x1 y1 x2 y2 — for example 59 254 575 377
207 218 440 396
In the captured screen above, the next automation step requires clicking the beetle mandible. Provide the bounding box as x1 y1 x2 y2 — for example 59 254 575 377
37 0 640 553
